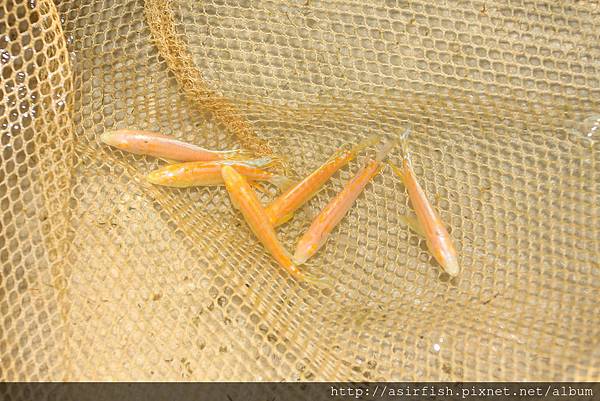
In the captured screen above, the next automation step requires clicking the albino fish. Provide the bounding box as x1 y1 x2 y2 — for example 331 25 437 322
388 128 460 276
293 139 397 264
265 135 379 227
101 129 249 162
221 165 324 284
147 158 292 189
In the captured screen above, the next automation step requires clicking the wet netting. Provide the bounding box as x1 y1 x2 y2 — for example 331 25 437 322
1 0 598 381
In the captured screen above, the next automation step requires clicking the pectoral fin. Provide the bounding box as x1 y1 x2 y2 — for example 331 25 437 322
160 158 180 164
399 214 426 238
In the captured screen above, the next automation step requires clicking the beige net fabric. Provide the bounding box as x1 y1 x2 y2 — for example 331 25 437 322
1 0 599 381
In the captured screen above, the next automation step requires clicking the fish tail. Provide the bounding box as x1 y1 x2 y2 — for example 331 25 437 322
271 154 291 174
375 137 400 163
399 126 412 166
290 260 335 288
296 270 335 289
268 175 295 191
386 126 412 180
236 156 278 168
244 154 289 174
348 134 380 159
222 148 254 160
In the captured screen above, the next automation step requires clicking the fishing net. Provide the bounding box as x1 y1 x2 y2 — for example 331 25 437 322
1 0 598 381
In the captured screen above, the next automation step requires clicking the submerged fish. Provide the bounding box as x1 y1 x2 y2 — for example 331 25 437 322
265 135 379 227
221 165 323 284
101 129 250 162
389 128 460 276
146 158 292 189
293 139 397 264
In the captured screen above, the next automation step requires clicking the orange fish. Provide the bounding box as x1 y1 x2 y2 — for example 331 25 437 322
294 139 397 264
265 136 378 227
147 158 291 189
221 165 320 283
101 129 249 162
389 128 460 276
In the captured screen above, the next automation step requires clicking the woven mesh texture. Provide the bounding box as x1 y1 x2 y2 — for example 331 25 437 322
1 0 599 381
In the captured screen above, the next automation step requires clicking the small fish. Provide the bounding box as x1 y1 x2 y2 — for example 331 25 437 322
100 129 250 162
265 135 379 227
146 158 292 189
221 165 319 283
293 139 397 264
388 128 460 276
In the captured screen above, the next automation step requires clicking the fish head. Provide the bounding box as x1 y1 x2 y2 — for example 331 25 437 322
433 245 460 277
146 166 183 186
221 165 242 188
100 131 130 150
293 236 322 265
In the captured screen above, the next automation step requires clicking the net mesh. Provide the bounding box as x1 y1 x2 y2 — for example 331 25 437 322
1 0 599 381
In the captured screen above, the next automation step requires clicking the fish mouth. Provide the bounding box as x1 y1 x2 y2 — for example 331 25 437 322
292 252 308 266
100 131 117 146
442 258 460 277
146 171 164 185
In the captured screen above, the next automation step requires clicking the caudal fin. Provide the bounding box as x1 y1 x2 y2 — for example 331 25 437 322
256 154 290 174
268 175 295 191
234 156 278 168
295 270 335 289
222 148 254 160
375 137 400 163
348 134 380 159
222 149 292 175
386 126 412 180
399 126 412 165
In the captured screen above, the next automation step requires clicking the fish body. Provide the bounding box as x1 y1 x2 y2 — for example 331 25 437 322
389 130 460 276
101 129 247 162
293 140 396 264
265 136 378 227
221 165 304 280
147 159 291 189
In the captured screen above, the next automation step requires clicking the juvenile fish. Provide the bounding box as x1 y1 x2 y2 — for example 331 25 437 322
146 158 292 189
293 139 397 264
265 136 379 227
221 165 313 282
389 128 460 276
101 129 249 162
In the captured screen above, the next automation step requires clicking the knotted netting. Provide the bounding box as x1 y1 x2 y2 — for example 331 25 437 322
1 0 598 381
